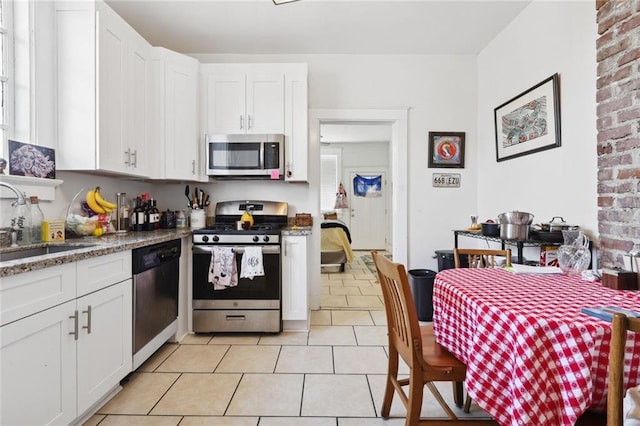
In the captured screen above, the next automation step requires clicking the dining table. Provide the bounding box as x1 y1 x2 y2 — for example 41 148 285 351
432 267 640 426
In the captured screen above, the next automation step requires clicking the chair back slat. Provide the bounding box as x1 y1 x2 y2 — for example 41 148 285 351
372 251 422 367
454 248 512 269
608 314 640 426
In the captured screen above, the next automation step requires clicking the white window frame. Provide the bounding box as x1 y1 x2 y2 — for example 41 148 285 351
320 148 342 213
0 0 13 158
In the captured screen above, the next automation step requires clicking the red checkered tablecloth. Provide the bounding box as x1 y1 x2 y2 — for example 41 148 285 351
433 268 640 426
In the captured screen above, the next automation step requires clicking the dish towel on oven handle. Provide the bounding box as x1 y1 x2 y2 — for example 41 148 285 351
240 246 264 279
209 247 238 290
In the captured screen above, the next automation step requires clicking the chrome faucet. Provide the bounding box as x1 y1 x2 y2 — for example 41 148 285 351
0 181 26 204
1 181 27 247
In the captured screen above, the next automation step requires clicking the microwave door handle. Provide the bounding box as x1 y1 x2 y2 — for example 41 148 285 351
260 143 265 169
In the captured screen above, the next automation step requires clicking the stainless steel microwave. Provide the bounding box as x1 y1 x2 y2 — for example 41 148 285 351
205 134 285 178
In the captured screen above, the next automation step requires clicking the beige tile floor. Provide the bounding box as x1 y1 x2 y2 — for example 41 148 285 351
85 252 492 425
320 251 385 310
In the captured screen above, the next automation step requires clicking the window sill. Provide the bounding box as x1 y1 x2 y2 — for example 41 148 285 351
0 175 64 201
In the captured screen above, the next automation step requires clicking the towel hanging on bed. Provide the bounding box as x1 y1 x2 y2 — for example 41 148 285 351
209 247 238 290
334 182 348 209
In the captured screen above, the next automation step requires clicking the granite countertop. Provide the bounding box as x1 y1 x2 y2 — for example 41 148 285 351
282 226 312 236
0 228 193 278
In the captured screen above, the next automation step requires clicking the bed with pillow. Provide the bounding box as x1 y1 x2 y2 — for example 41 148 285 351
321 219 354 272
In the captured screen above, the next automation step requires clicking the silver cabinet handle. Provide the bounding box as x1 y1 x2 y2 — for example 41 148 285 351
192 160 196 175
82 305 92 334
284 241 288 257
69 310 79 340
124 148 131 166
240 115 244 130
131 150 138 167
248 115 252 130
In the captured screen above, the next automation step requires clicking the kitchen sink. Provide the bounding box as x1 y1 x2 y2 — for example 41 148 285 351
0 243 98 262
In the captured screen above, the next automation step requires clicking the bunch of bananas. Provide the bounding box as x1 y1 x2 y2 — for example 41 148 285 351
85 187 117 214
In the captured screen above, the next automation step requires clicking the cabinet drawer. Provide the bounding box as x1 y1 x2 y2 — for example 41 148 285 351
1 263 76 326
77 251 132 297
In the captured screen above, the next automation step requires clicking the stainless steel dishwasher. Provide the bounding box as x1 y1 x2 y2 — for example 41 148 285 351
132 239 181 369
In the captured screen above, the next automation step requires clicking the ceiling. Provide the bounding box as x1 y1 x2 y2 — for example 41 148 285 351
105 0 531 55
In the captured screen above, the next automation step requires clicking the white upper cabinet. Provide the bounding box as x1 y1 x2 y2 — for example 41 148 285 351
202 64 284 135
284 65 308 181
152 47 199 180
201 63 308 181
55 0 152 177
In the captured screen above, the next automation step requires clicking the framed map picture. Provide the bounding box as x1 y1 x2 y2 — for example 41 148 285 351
494 73 561 162
428 131 465 169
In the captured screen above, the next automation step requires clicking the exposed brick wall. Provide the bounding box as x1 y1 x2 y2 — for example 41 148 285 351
596 0 640 268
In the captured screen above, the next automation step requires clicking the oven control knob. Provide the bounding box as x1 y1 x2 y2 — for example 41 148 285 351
212 236 219 242
201 235 209 243
253 236 259 242
263 236 270 243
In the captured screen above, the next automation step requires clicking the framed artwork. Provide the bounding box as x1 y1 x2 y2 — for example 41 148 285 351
8 140 56 179
428 132 465 168
494 73 561 162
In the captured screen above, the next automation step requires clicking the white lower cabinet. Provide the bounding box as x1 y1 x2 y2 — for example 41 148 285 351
1 300 77 425
281 235 309 323
0 252 133 425
77 280 132 415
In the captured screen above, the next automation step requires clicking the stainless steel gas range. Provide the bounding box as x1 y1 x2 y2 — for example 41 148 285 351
191 200 287 333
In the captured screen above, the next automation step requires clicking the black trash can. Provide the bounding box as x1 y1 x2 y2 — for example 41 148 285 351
434 249 467 271
408 269 437 322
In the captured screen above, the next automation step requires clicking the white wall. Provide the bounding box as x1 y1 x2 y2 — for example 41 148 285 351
195 53 479 270
476 1 598 244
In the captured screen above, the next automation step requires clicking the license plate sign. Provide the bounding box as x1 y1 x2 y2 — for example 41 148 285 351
432 173 461 188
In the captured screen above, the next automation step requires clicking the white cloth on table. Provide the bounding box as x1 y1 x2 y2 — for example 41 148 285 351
240 246 264 279
209 247 238 290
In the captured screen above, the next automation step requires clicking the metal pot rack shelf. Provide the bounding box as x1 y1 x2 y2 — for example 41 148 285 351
453 230 562 265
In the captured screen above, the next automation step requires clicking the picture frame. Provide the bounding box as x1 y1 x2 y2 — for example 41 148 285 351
428 131 465 168
8 140 56 179
494 73 561 162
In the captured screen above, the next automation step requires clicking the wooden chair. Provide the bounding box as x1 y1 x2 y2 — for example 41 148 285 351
453 248 512 269
371 251 497 425
607 312 640 425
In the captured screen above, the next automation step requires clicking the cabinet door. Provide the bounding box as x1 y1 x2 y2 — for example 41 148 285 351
284 69 308 181
281 236 308 321
1 301 77 426
246 72 284 134
97 3 129 173
76 280 133 415
205 72 246 134
127 32 153 177
164 54 199 179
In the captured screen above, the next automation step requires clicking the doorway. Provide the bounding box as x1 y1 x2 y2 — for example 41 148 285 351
308 108 409 310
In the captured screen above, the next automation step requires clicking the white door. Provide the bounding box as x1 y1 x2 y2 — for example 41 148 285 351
1 301 77 426
76 280 132 414
348 170 388 250
246 72 284 134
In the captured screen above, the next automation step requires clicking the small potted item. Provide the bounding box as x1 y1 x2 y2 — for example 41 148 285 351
481 219 500 237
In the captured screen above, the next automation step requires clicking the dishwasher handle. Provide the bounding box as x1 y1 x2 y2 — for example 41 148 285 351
158 246 179 261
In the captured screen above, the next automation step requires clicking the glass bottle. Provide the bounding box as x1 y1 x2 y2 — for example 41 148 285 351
145 198 160 231
30 196 45 243
131 196 146 232
11 196 32 245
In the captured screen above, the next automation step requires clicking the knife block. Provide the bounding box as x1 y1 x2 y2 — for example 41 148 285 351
602 268 638 290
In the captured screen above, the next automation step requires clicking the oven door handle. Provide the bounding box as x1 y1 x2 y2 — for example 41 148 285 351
192 245 280 255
